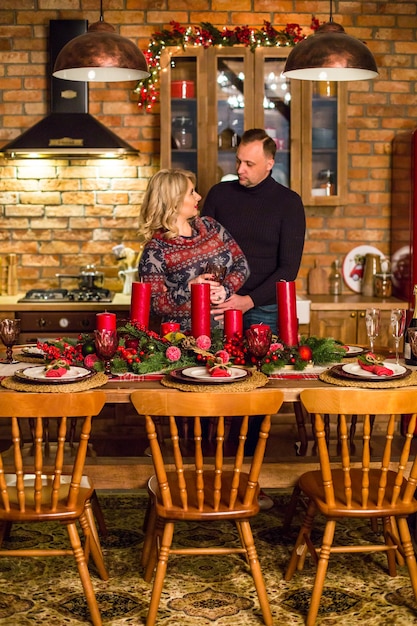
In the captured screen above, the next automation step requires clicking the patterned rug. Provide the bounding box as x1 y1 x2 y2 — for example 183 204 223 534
1 491 417 625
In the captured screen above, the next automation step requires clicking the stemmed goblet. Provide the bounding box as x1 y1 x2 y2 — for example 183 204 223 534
0 318 21 364
365 308 380 354
94 329 119 376
390 308 406 365
205 262 227 284
245 325 272 371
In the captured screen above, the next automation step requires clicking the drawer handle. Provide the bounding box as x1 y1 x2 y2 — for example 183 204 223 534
350 312 357 318
359 311 366 318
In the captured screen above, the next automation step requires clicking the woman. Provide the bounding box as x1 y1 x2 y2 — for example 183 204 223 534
138 169 249 331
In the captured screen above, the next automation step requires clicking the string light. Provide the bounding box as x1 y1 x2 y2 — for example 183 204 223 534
135 19 312 110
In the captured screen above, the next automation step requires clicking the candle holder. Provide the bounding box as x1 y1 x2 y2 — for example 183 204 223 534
0 318 21 364
94 329 119 376
245 325 272 371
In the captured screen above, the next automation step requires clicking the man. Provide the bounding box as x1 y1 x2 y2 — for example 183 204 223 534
202 128 306 335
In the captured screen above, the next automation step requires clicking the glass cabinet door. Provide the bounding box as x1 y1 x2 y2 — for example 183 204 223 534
160 48 208 192
254 48 301 194
207 48 255 187
301 81 347 205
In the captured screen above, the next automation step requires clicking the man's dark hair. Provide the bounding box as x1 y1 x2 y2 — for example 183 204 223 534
240 128 277 159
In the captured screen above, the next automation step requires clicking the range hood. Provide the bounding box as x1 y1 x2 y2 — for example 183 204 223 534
0 20 138 159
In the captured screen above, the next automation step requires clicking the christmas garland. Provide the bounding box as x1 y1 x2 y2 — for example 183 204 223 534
38 324 347 376
134 18 319 110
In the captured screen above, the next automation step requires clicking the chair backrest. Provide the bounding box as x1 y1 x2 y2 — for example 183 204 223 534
130 389 284 512
0 391 106 514
300 388 417 509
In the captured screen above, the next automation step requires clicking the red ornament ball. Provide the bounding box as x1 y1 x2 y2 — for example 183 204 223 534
298 345 313 361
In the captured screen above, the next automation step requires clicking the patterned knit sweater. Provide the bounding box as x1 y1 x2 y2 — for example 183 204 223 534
138 216 249 331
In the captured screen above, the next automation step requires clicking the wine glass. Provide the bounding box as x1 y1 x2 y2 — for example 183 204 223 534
205 263 227 284
365 308 380 354
94 329 119 376
390 308 406 364
0 318 21 364
245 325 272 371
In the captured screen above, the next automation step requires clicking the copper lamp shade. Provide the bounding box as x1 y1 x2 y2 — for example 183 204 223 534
283 21 378 82
53 19 149 82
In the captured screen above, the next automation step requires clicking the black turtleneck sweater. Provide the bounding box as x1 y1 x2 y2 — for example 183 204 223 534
202 175 306 307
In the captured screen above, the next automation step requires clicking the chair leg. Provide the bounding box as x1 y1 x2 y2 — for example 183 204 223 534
144 516 164 583
397 516 417 603
79 511 109 581
142 498 157 568
66 521 103 626
282 482 301 532
91 490 108 538
239 520 273 626
306 519 336 626
284 500 316 580
146 521 175 626
382 516 398 576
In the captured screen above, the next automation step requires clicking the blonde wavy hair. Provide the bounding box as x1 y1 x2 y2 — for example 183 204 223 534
138 169 197 242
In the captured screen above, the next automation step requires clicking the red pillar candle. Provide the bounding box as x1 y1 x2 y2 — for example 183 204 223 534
224 309 243 340
276 280 298 346
191 283 211 338
96 312 117 331
160 322 180 336
130 281 151 327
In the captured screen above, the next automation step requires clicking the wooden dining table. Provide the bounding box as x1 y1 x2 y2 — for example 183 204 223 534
1 353 414 491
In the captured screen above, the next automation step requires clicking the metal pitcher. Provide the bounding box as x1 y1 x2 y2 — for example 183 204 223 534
361 254 381 296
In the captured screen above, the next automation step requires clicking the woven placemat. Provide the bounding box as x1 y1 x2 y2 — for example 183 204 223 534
320 367 417 389
14 354 46 364
1 372 108 393
161 370 269 392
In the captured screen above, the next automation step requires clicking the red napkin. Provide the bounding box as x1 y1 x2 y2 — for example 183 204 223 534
210 367 231 377
45 367 68 378
358 361 393 376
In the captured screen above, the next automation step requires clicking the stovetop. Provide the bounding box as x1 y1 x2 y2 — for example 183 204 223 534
18 288 114 303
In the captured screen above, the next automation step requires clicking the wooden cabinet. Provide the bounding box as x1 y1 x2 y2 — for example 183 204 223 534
308 296 409 349
160 46 347 204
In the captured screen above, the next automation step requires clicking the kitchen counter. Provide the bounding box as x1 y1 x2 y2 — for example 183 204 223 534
0 293 132 312
308 294 409 310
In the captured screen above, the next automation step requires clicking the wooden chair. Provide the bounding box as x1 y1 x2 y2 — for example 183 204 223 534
284 388 417 626
130 389 284 626
0 391 109 626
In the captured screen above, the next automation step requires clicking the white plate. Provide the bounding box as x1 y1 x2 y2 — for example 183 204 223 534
15 365 93 384
181 366 248 382
342 245 385 293
342 362 405 379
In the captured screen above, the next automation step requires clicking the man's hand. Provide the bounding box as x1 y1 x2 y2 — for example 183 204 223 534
211 294 254 321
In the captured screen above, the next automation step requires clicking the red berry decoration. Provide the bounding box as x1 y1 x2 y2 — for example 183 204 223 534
298 345 313 361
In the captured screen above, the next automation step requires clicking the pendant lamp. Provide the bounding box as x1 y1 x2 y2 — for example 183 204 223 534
53 1 149 82
283 1 378 81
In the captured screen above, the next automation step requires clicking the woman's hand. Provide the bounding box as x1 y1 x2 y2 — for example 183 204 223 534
210 285 226 305
188 273 220 287
189 273 226 303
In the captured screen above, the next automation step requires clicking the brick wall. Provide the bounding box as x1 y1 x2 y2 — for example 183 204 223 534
0 1 416 295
